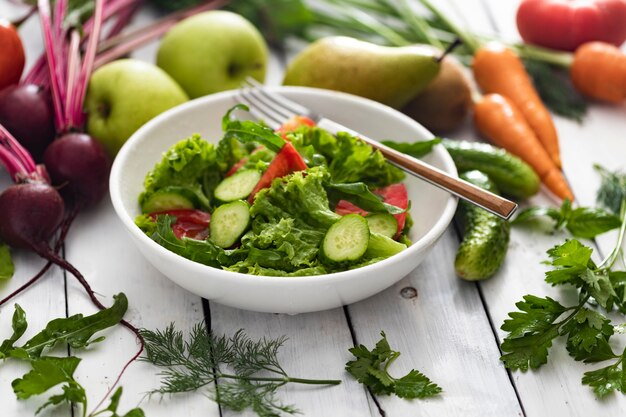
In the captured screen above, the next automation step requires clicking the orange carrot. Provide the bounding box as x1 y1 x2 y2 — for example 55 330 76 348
474 93 574 201
570 42 626 103
473 43 562 169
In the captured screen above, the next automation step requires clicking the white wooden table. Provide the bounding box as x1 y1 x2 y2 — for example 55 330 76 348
2 0 626 416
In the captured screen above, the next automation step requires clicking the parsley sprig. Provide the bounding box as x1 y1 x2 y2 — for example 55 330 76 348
140 324 341 417
500 166 626 397
346 331 442 399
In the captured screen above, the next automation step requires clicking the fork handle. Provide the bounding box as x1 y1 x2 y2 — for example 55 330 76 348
316 119 518 220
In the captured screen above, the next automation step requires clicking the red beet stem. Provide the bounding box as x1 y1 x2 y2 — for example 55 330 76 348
0 210 75 307
30 241 145 402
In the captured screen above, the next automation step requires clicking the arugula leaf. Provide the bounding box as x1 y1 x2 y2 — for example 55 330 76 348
346 331 442 399
12 356 86 413
222 104 285 153
11 293 128 359
0 242 14 280
150 216 237 269
380 138 441 158
513 200 621 238
101 387 146 417
0 304 27 359
581 350 626 398
326 182 404 215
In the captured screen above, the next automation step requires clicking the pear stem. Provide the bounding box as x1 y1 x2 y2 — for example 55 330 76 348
436 38 462 63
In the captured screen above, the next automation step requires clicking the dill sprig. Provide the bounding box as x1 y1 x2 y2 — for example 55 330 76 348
595 164 626 215
139 324 341 417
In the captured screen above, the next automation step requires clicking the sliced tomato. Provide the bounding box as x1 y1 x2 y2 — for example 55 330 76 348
150 209 211 240
334 183 409 237
375 184 409 236
276 115 316 138
248 142 307 203
335 200 368 216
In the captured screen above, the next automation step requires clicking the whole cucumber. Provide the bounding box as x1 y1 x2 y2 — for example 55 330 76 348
455 171 510 281
442 139 540 199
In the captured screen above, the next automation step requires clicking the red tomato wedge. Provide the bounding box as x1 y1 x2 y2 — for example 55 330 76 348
335 184 409 237
276 115 316 137
248 142 307 203
150 209 211 240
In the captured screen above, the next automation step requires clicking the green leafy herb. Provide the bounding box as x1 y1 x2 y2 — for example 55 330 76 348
139 134 217 211
513 199 621 239
0 242 14 280
380 138 442 158
346 331 442 399
140 324 341 417
595 164 626 215
222 104 286 153
0 304 27 359
523 60 588 122
326 182 404 215
501 165 626 397
1 296 142 416
13 356 86 414
13 293 128 359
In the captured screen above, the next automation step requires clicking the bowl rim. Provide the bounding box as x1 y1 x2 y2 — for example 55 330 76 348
110 86 458 285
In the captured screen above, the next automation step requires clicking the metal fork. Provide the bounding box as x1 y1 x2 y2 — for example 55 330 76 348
237 78 518 220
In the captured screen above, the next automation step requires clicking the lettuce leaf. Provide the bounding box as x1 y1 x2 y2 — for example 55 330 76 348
0 242 14 280
251 166 340 229
291 127 405 187
139 135 217 211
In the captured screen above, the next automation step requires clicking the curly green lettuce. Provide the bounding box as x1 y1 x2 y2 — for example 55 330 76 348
139 135 217 211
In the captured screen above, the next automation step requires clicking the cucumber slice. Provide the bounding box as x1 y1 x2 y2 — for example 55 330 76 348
366 233 407 258
142 190 194 213
322 214 369 262
214 170 262 202
366 213 398 238
210 200 250 248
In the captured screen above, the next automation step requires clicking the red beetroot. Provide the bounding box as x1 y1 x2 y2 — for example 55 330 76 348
44 133 111 208
0 181 64 249
0 84 56 161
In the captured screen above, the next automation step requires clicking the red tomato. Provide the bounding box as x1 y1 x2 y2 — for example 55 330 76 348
0 19 25 90
150 209 211 240
335 184 409 237
276 115 316 137
517 0 626 51
248 142 307 202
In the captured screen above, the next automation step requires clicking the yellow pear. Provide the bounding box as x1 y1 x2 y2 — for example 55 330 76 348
283 37 440 109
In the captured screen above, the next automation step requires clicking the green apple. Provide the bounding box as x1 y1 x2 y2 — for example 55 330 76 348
156 11 268 99
85 59 188 156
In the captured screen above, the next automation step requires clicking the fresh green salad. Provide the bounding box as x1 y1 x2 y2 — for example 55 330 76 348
135 105 415 276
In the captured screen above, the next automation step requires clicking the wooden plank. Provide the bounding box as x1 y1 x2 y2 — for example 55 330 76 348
453 0 626 415
210 306 375 417
0 175 69 416
59 8 218 416
0 13 67 416
347 230 523 417
64 200 216 416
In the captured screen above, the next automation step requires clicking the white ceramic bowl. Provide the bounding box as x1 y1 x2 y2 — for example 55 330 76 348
110 87 457 314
